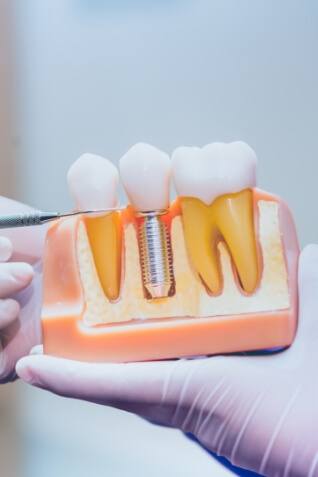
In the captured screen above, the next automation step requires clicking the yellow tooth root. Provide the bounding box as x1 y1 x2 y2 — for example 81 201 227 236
180 189 260 295
85 212 122 301
181 198 222 294
213 190 259 293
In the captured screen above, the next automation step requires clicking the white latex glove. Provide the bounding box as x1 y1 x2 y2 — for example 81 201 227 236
16 245 318 477
0 196 46 382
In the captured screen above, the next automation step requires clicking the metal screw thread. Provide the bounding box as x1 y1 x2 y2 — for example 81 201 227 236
137 213 175 299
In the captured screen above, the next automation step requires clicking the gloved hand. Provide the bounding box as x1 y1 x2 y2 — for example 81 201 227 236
0 196 46 382
16 245 318 477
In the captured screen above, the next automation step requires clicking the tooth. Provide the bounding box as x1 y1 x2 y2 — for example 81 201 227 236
119 143 171 211
172 141 259 294
67 153 122 301
119 143 174 298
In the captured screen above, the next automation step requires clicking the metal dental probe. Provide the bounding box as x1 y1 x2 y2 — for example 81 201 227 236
0 207 125 229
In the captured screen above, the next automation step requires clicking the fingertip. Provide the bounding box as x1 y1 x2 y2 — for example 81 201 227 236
16 356 35 383
16 354 57 381
0 263 35 298
4 298 20 315
16 354 49 385
0 298 20 328
11 262 34 285
30 345 44 355
0 237 13 262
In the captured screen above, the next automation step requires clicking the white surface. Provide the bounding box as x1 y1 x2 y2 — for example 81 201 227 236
67 153 119 209
120 143 171 211
13 1 318 245
171 141 257 204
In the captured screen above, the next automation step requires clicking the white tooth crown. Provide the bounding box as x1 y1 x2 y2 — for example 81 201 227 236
67 153 119 210
119 143 171 211
171 141 257 205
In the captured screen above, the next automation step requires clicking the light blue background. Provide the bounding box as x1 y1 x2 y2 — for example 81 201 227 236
12 1 318 476
14 0 318 244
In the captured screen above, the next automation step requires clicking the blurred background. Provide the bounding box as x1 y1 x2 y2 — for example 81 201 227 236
0 1 317 476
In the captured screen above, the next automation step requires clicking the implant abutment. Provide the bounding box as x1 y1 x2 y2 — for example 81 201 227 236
136 210 175 299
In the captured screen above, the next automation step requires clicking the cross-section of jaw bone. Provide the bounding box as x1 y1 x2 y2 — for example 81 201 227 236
172 142 259 295
67 153 122 301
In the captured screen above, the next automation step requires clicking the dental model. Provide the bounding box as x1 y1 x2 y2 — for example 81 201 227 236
41 143 299 362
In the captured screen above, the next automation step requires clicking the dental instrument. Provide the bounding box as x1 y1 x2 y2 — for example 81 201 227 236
0 208 125 229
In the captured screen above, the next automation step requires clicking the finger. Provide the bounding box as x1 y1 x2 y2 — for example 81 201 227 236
0 196 47 264
0 299 20 329
0 237 13 262
15 354 231 416
0 262 34 298
16 354 172 401
294 244 318 346
30 345 43 355
15 354 196 421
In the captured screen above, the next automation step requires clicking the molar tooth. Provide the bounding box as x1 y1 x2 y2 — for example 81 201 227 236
172 142 259 295
67 153 122 301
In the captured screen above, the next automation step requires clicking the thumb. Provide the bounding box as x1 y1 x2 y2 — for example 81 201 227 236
293 244 318 347
16 354 190 422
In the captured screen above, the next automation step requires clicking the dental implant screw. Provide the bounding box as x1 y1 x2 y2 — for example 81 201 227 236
137 210 175 299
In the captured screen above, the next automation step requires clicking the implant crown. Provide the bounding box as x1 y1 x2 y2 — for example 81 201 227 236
120 143 175 299
119 142 171 211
